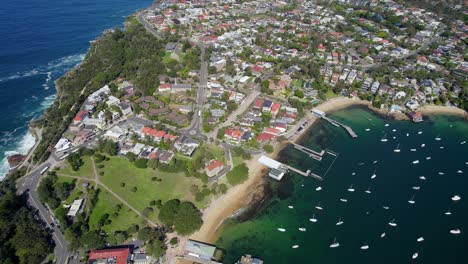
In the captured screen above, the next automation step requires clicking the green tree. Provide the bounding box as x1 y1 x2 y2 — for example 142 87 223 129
226 163 249 186
134 158 148 169
263 144 274 153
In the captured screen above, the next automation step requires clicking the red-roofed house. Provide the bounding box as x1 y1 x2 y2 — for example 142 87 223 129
73 111 88 123
271 102 281 116
318 43 326 52
164 134 177 141
253 98 263 110
159 83 172 93
252 65 264 75
265 127 282 136
205 159 224 177
155 131 166 141
417 56 428 66
256 133 275 142
88 248 130 264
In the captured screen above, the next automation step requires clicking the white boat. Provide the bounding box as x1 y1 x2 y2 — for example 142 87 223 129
408 195 415 204
438 172 445 175
352 172 356 175
412 252 419 259
383 206 390 210
435 137 441 141
440 146 444 149
451 195 461 201
347 185 355 192
365 128 371 131
406 133 410 136
329 238 340 248
417 237 424 242
380 232 386 238
392 129 396 132
340 198 348 203
315 202 323 210
418 131 422 134
457 170 463 174
426 156 432 160
277 228 286 232
365 187 371 194
421 144 426 148
288 205 294 209
392 136 396 139
450 229 461 235
385 124 389 127
388 218 397 227
336 218 344 226
373 160 378 164
309 214 318 223
461 141 466 145
298 227 306 232
419 176 426 180
315 186 322 191
394 143 401 153
292 245 299 249
410 148 417 152
360 244 369 250
381 133 388 142
412 186 420 190
412 160 419 164
445 211 452 216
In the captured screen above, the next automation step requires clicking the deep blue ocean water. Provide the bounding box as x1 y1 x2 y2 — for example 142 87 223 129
0 0 152 178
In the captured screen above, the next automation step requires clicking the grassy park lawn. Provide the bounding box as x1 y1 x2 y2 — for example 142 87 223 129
97 157 204 216
325 90 340 99
88 188 143 233
58 158 94 179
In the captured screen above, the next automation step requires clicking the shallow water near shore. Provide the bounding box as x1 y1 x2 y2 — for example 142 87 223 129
217 106 468 263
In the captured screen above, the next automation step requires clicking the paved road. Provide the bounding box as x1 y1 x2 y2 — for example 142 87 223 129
17 162 70 264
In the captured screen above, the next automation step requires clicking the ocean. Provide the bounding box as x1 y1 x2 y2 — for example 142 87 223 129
217 106 468 264
0 0 152 179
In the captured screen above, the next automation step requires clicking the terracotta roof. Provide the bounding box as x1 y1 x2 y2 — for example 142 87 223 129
88 248 130 264
206 159 224 172
271 102 281 113
256 133 275 141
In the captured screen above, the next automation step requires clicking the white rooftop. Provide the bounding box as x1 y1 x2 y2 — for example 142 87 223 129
67 199 83 217
258 155 283 170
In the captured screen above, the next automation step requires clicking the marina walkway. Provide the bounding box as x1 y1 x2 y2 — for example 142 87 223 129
323 116 358 138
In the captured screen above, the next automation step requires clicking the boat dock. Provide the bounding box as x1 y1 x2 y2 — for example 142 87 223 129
291 142 325 161
323 116 358 138
258 155 321 181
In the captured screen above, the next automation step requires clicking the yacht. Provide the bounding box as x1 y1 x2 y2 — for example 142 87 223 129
340 198 348 203
383 206 390 210
450 229 461 235
408 195 415 204
288 205 294 209
388 219 397 227
394 143 401 153
360 244 369 250
418 131 423 134
461 141 466 145
315 186 322 191
426 156 432 160
329 238 340 248
381 134 388 142
380 232 386 238
347 184 355 192
438 172 445 175
371 171 377 179
352 172 356 175
435 136 441 141
406 133 410 137
336 218 344 226
421 143 426 148
412 160 419 164
451 195 461 201
373 160 378 164
417 237 424 242
292 245 299 249
445 210 452 216
419 176 426 180
457 170 463 174
392 136 396 139
315 202 323 210
440 146 445 149
365 187 371 194
365 128 371 131
277 228 286 232
384 124 389 127
412 186 420 190
392 129 396 132
410 148 417 152
309 214 318 223
298 228 306 232
412 252 419 259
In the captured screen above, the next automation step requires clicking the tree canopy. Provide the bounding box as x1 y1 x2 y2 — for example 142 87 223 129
158 199 203 235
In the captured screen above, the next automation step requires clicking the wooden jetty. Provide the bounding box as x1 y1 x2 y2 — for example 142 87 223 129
323 116 357 138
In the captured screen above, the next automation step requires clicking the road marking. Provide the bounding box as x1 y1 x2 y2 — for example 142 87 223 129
54 232 64 248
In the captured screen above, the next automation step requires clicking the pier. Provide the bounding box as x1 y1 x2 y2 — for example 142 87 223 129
323 116 358 138
258 155 316 181
291 142 325 161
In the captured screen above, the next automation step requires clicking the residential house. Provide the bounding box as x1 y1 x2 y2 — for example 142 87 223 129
174 135 200 156
205 159 225 177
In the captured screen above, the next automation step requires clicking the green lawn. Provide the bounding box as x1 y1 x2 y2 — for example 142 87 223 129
205 144 226 163
232 156 244 168
58 157 94 179
163 51 177 64
98 157 205 220
88 188 144 233
325 90 340 99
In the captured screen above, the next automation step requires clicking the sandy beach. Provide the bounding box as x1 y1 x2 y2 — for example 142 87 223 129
190 97 467 244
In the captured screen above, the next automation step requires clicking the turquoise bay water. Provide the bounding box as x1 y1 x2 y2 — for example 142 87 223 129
217 106 468 263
